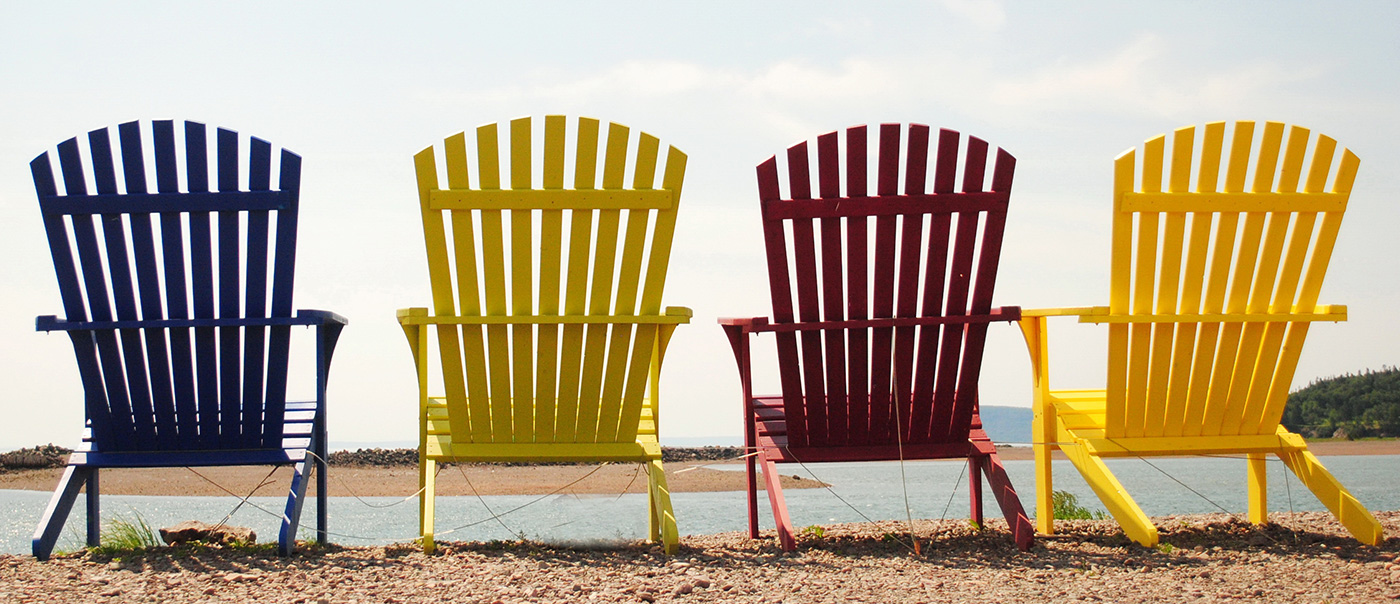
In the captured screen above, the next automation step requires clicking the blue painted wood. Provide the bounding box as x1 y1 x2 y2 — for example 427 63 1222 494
216 127 242 448
154 120 200 447
29 120 346 560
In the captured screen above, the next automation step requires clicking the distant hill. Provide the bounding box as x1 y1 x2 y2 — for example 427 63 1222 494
979 405 1033 445
1283 366 1400 439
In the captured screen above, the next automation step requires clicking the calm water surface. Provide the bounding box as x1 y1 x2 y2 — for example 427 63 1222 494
3 455 1396 555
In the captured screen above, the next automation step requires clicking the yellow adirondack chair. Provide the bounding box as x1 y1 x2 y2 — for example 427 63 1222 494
398 116 690 554
1019 121 1383 547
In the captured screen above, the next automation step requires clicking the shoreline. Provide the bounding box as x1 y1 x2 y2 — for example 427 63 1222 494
0 438 1394 497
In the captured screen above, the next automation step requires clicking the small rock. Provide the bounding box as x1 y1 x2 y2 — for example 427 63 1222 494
99 588 121 597
694 576 711 589
202 587 217 596
160 520 256 545
673 582 694 596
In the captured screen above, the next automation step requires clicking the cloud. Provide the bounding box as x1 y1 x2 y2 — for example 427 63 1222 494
939 0 1007 31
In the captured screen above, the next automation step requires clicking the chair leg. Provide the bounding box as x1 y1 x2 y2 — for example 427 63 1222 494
746 451 760 539
279 454 312 556
85 469 100 548
1033 404 1056 536
759 451 796 550
1277 447 1384 545
421 457 437 554
316 440 329 545
968 456 985 528
1059 444 1158 546
1247 453 1268 525
647 459 679 555
32 465 93 561
977 451 1035 551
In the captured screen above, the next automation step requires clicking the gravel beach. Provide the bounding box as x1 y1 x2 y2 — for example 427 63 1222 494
1 512 1397 603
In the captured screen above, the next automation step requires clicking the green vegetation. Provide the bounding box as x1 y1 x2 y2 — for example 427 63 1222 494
1283 366 1400 439
90 514 162 556
799 524 826 540
1052 490 1107 520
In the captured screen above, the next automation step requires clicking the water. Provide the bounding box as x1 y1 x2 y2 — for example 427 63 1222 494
4 455 1397 555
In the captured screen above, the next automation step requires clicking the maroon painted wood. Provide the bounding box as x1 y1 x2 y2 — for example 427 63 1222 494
720 124 1032 551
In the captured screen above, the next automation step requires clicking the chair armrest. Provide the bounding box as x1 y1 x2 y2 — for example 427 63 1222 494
717 316 770 330
1020 306 1107 318
297 309 349 326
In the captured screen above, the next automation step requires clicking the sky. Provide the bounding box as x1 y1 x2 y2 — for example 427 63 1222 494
1 1 1398 450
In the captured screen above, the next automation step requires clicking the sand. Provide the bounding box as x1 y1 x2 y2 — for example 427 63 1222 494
2 439 1394 498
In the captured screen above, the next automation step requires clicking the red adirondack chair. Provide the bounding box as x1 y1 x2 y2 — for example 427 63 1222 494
720 124 1032 551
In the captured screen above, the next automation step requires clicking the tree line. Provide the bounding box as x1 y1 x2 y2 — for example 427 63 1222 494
1283 366 1400 439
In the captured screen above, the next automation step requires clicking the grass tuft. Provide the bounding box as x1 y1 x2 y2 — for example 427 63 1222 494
1052 490 1108 520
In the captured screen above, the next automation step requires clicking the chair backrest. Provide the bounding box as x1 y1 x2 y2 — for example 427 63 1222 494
412 116 686 445
32 120 303 453
1104 121 1357 439
757 124 1015 449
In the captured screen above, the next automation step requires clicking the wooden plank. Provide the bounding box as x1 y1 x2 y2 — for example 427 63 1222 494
242 137 273 448
815 131 848 443
40 191 288 215
890 124 928 442
758 156 806 447
153 121 199 447
1105 148 1135 438
759 192 1007 219
264 141 300 449
429 188 672 210
1125 135 1163 439
867 124 901 444
786 140 828 446
843 125 870 446
1118 191 1345 213
215 127 244 447
476 123 514 442
1170 123 1218 437
509 117 535 443
535 115 567 442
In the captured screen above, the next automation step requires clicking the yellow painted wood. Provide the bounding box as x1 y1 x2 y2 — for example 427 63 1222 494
429 189 673 210
397 313 691 326
1247 453 1268 524
1017 316 1056 535
1077 307 1346 324
1278 446 1383 545
1015 121 1380 548
510 117 536 443
1117 191 1346 213
404 116 689 553
535 115 566 442
1182 122 1227 437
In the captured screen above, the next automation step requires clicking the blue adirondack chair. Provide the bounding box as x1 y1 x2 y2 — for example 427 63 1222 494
28 120 347 560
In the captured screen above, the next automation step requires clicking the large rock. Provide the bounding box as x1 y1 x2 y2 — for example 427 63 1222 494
159 521 256 545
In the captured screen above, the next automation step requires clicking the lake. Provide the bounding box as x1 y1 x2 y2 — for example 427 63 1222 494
3 454 1396 555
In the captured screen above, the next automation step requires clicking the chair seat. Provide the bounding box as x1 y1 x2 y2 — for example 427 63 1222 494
68 399 319 467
